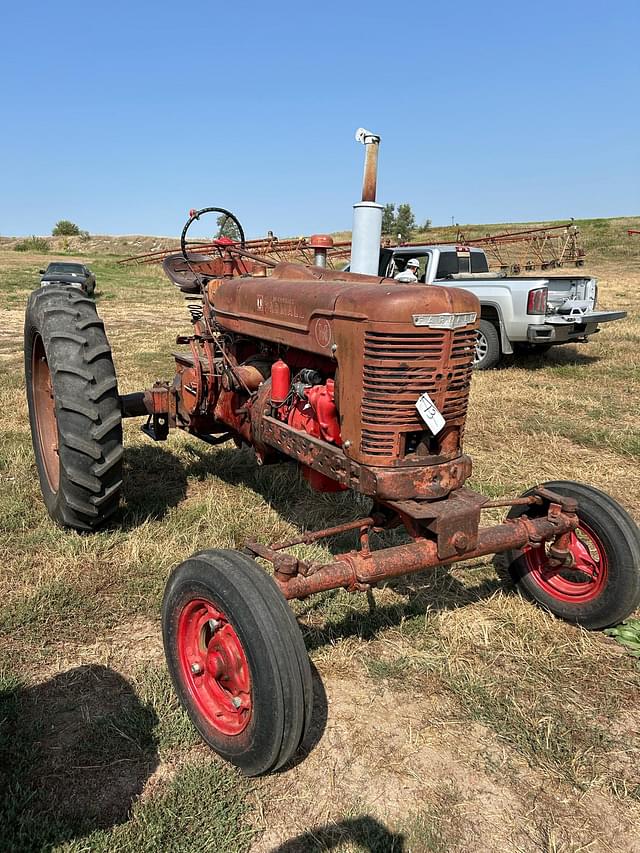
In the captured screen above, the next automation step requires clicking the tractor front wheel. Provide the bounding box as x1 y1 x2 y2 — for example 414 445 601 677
162 549 313 776
24 285 123 531
506 481 640 629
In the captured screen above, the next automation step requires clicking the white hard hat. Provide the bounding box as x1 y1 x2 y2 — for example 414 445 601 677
407 258 420 268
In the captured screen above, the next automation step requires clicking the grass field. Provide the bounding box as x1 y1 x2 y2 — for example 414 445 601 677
1 218 640 852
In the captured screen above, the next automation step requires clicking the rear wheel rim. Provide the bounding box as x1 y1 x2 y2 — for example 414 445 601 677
31 333 60 493
523 521 608 603
177 598 252 735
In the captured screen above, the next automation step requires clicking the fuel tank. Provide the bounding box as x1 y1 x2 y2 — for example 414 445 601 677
213 262 479 356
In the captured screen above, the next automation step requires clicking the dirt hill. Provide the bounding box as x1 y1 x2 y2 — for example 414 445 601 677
2 215 639 262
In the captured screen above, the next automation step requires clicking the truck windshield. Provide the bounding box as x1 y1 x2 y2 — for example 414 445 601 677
47 264 84 274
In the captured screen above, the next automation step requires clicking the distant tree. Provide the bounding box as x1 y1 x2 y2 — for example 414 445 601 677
381 203 396 235
52 220 81 236
420 218 432 231
395 203 416 242
216 213 242 242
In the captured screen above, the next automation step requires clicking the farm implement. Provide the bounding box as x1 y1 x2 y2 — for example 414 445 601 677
24 130 640 775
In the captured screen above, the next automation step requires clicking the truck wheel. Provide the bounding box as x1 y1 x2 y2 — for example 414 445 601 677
506 481 640 629
474 319 501 369
24 285 123 531
162 549 313 776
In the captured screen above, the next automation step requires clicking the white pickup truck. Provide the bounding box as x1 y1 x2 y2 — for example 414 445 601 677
379 245 626 368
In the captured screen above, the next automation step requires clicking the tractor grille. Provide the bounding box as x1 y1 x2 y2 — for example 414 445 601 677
361 326 476 457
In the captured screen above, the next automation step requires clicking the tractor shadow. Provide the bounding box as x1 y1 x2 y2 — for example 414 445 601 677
0 664 159 849
119 440 371 532
298 564 507 654
119 443 191 527
268 815 406 852
279 660 329 773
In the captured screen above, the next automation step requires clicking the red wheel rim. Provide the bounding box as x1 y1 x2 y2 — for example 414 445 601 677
31 333 60 493
177 598 252 735
523 521 608 603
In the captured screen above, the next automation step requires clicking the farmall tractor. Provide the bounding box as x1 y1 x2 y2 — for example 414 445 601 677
25 130 640 776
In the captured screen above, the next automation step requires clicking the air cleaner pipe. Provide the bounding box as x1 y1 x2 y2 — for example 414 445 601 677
309 234 334 268
350 128 383 276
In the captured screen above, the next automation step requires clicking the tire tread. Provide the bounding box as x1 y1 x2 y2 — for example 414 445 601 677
24 284 123 531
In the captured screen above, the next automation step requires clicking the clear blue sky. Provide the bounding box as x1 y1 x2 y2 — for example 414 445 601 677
1 0 638 238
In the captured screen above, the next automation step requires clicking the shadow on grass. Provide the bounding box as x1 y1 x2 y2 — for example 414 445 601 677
119 443 189 527
119 441 366 537
279 661 328 772
0 664 159 852
503 345 600 371
301 566 507 654
269 815 405 852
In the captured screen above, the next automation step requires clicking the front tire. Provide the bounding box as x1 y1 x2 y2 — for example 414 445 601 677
474 319 501 369
162 549 313 776
506 481 640 629
24 285 123 531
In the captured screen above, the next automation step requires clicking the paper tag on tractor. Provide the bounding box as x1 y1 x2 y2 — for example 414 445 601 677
416 392 445 435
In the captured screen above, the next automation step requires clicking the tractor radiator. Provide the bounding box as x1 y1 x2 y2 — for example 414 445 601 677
360 325 477 460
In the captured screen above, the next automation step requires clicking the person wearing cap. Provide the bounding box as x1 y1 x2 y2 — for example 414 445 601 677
394 258 420 283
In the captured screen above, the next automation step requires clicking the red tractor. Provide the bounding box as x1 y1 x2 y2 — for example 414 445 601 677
24 133 640 776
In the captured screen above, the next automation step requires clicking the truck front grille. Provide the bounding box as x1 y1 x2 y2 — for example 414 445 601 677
360 326 476 458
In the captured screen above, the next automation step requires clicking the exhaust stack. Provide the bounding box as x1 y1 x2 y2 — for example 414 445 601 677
350 128 383 276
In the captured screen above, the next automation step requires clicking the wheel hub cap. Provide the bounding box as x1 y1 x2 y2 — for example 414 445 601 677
524 521 608 603
177 599 252 735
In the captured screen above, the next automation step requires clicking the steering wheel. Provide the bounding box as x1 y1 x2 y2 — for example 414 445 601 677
180 207 246 260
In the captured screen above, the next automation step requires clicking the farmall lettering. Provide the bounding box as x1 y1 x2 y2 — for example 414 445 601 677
257 293 304 320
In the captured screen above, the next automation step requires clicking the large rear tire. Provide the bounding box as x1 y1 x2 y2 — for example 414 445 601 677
162 549 313 776
506 481 640 629
24 285 123 531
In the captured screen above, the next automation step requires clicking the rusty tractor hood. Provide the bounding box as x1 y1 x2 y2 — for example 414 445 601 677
213 263 480 355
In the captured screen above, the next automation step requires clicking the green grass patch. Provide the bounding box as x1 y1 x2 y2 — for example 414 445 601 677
0 664 252 853
73 759 253 853
14 236 49 253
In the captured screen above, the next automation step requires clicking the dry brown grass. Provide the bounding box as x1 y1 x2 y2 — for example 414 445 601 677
1 240 639 852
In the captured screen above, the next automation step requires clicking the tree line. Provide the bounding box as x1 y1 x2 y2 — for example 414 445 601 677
382 203 431 242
